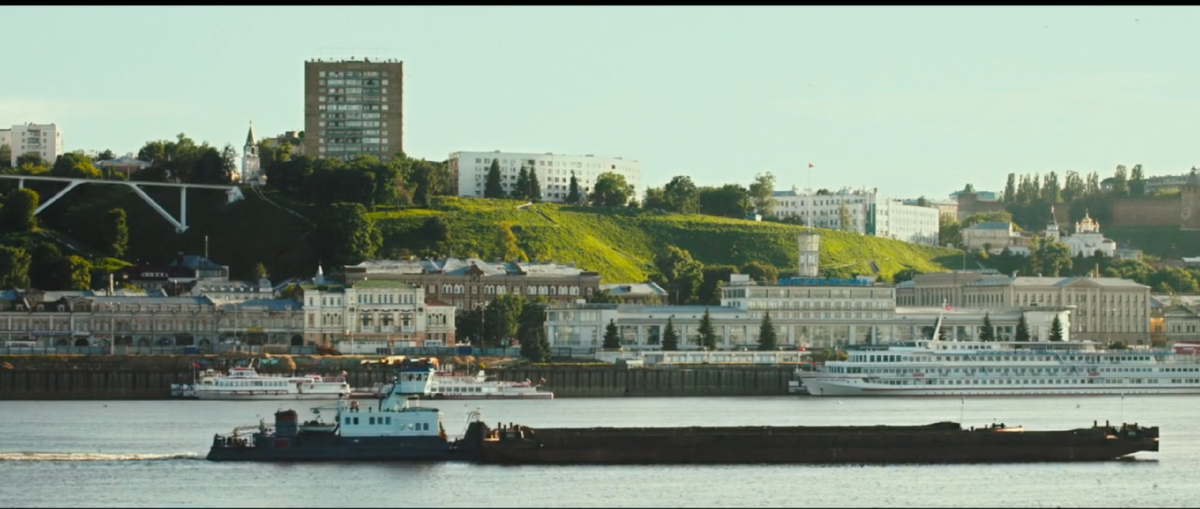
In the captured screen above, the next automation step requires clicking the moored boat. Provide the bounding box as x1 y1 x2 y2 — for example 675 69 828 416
192 365 351 401
429 370 553 400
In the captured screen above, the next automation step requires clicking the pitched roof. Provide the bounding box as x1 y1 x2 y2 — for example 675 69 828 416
245 121 256 147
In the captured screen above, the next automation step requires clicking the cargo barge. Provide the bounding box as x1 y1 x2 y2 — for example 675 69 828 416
206 358 487 462
474 421 1159 465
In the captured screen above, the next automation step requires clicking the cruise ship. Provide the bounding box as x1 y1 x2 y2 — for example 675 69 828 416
802 335 1200 397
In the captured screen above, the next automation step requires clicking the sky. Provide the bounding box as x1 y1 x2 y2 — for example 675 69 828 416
2 6 1198 199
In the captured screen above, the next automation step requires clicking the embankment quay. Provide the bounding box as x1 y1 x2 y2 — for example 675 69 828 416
0 363 796 400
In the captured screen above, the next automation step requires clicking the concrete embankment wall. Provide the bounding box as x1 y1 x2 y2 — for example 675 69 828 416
0 366 795 400
492 366 795 398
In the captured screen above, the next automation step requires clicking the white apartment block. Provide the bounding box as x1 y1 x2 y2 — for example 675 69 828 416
6 123 62 167
448 151 641 203
772 187 940 245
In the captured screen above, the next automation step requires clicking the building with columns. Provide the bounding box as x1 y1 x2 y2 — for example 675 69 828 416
542 275 1072 353
895 272 1150 344
300 280 455 352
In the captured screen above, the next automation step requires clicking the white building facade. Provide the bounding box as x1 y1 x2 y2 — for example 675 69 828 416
7 123 62 167
300 280 456 352
772 187 940 245
448 151 641 203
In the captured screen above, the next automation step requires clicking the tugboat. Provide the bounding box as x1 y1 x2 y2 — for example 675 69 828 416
206 358 488 462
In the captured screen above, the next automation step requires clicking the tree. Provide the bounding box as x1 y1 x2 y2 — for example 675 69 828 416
0 144 10 169
1015 314 1031 342
312 202 381 267
65 255 91 290
748 172 777 216
651 245 703 305
979 313 995 342
740 261 778 285
757 311 777 351
1030 237 1072 277
0 188 38 232
892 268 919 284
661 317 679 351
1110 165 1129 197
50 153 101 179
590 172 634 207
642 187 668 210
528 167 542 203
16 152 44 168
0 246 31 289
101 208 129 258
1049 315 1064 342
663 175 700 214
939 213 962 247
837 201 853 232
512 167 530 201
416 216 450 256
252 262 269 280
698 184 751 218
697 265 738 305
1042 171 1061 203
518 301 552 362
29 242 67 290
484 294 524 348
602 319 621 349
1129 164 1146 197
587 289 621 304
1003 173 1017 203
496 222 527 262
409 158 446 207
1062 171 1085 203
566 171 581 205
483 159 504 198
697 307 717 349
916 196 929 207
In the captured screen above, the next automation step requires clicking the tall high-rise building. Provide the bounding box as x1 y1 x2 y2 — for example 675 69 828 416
303 58 403 161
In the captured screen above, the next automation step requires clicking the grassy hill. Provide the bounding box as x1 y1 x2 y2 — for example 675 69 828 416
1104 226 1200 260
372 197 961 283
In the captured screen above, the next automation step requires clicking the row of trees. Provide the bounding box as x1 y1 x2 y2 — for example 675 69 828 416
642 173 778 220
601 308 781 352
969 313 1062 342
640 244 779 306
454 294 553 362
262 148 453 210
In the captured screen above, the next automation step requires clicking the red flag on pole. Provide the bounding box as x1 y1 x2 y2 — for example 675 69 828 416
808 163 814 168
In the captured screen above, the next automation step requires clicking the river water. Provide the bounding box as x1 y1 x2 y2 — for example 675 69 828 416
0 395 1190 507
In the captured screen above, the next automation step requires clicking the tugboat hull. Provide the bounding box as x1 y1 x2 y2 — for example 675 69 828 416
206 435 474 462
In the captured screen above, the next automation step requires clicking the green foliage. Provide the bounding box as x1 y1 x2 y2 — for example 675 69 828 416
652 245 703 304
837 202 852 232
0 245 31 289
663 176 700 214
517 301 551 362
699 184 751 218
16 152 44 168
587 289 621 304
697 307 717 349
496 222 528 262
602 319 621 349
512 167 530 201
29 242 66 289
66 255 91 290
253 262 269 279
103 208 129 258
135 133 234 185
757 311 777 351
697 265 738 305
939 213 961 247
892 268 919 284
484 160 504 199
566 172 581 205
528 168 542 203
1 188 38 232
740 261 778 284
1049 315 1064 342
979 313 995 342
662 317 679 351
485 294 524 347
1029 237 1072 277
0 144 10 169
590 172 635 207
369 198 960 284
748 172 776 216
642 187 667 210
312 202 380 267
50 153 101 179
1015 315 1031 342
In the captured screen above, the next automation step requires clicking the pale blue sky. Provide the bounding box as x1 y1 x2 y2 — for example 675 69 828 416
2 6 1197 198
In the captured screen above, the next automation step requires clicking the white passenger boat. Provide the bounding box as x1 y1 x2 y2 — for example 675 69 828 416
429 370 553 400
802 339 1200 397
192 366 351 400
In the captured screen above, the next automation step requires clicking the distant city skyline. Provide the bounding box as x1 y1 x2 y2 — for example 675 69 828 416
1 6 1198 198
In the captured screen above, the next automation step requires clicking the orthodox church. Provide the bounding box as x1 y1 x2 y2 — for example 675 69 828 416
1043 206 1117 258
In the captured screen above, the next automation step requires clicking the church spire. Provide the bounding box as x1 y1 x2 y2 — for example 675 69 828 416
245 121 256 148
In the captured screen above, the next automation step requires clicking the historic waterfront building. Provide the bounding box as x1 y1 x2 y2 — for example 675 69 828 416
0 291 220 349
342 258 601 310
895 272 1150 344
300 280 455 352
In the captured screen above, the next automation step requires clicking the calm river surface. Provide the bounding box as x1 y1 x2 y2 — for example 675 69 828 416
0 396 1190 507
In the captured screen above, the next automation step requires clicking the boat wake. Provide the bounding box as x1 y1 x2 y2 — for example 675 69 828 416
0 452 202 462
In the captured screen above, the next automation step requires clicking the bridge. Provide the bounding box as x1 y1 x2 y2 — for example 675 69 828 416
0 175 244 234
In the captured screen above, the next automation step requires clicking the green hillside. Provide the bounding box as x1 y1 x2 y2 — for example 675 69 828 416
372 197 961 283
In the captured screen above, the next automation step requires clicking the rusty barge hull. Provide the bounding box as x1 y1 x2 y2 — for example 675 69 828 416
477 422 1160 465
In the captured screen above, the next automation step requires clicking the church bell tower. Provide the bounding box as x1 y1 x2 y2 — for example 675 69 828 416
242 121 260 182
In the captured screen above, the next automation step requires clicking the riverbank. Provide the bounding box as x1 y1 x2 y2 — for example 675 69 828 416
0 355 797 399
